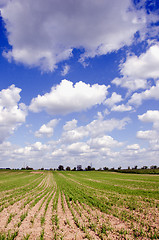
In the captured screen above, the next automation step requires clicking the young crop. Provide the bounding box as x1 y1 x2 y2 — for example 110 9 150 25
0 231 18 240
40 216 45 225
0 170 158 239
7 213 14 224
39 229 44 240
22 234 30 240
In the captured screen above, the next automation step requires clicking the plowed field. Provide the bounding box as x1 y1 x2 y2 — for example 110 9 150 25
0 170 158 239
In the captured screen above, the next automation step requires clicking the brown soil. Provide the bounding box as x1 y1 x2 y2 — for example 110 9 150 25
56 193 87 239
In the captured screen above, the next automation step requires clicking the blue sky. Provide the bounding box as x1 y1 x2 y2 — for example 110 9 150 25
0 0 159 169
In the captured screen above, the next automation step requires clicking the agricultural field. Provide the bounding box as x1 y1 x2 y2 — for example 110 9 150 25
0 170 158 240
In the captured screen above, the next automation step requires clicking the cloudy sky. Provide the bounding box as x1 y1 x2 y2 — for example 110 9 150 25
0 0 159 169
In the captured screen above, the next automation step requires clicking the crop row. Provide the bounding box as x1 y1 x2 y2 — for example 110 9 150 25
0 170 158 239
53 171 159 239
0 171 56 239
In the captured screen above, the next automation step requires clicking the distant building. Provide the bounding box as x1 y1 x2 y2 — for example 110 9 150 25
77 165 82 171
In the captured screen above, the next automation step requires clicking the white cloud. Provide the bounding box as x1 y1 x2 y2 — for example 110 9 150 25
121 45 159 79
62 128 88 143
129 81 159 106
1 0 145 71
63 119 77 131
0 84 21 107
137 130 158 140
126 144 140 150
29 80 109 115
88 135 123 149
52 148 67 158
121 145 146 163
112 44 159 92
0 135 158 170
112 77 148 92
86 117 130 137
61 115 130 144
0 85 27 143
111 104 132 112
136 129 159 152
62 119 87 143
35 119 59 138
61 64 70 76
104 92 122 107
67 142 90 154
138 110 159 129
13 141 51 164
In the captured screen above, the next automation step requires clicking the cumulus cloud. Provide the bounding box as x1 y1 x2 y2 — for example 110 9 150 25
0 132 157 169
138 110 159 128
61 115 130 144
104 92 123 107
67 142 90 154
13 141 52 164
29 80 109 115
88 135 123 149
35 119 59 138
1 0 145 71
137 130 158 140
0 85 27 143
63 119 77 131
111 104 132 112
128 81 159 106
85 117 130 137
61 119 88 143
112 77 148 92
62 127 88 143
112 44 159 92
121 45 159 80
126 144 140 150
136 129 159 152
121 145 146 162
52 148 67 158
137 111 159 152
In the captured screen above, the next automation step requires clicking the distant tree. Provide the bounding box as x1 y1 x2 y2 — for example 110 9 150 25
50 168 53 171
26 166 33 170
103 167 109 171
118 166 121 170
77 165 82 171
41 167 44 170
150 165 157 169
98 168 102 171
72 167 76 171
128 166 130 170
142 166 148 169
85 165 92 171
58 165 64 171
134 165 137 169
66 166 71 171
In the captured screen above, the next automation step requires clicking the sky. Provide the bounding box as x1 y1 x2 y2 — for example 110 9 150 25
0 0 159 170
